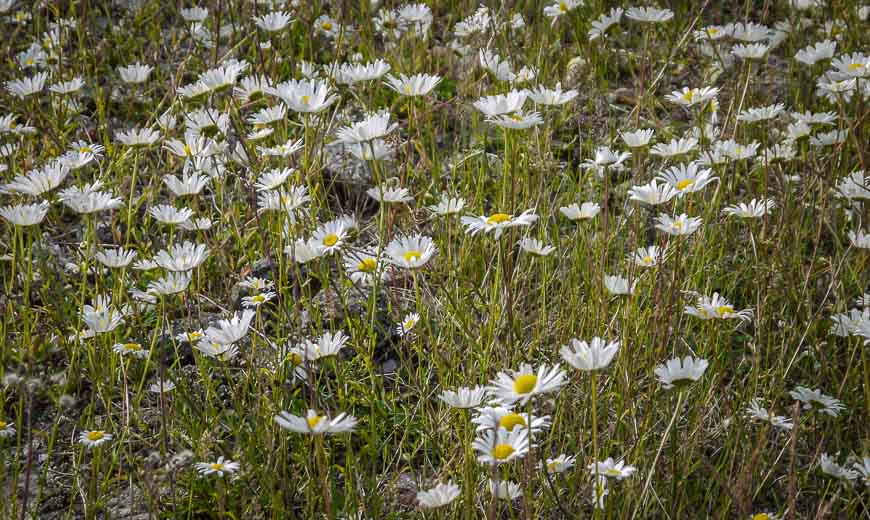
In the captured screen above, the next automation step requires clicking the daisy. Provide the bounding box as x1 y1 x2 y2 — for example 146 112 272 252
519 238 555 256
153 241 209 272
472 427 530 465
0 202 49 226
588 8 624 40
588 458 637 479
343 248 388 285
665 86 719 108
204 310 255 345
604 274 635 296
487 111 543 130
631 245 665 267
336 60 392 85
789 386 846 416
147 272 192 295
472 90 527 117
819 453 859 480
81 296 124 334
560 337 620 371
544 0 582 21
95 248 137 269
795 40 837 65
461 209 538 239
367 185 413 204
79 430 112 448
384 73 441 97
545 454 576 474
333 111 398 144
628 179 678 206
650 137 698 158
271 78 337 114
241 291 276 308
6 72 48 98
560 202 601 221
234 75 273 103
163 172 210 197
527 83 578 106
0 419 16 439
385 234 437 269
722 199 776 218
625 6 674 23
112 342 149 359
657 162 717 195
732 43 769 60
0 163 68 196
148 205 193 225
347 140 393 161
254 11 293 32
115 127 161 147
438 386 488 409
486 363 566 405
274 409 358 435
417 482 460 509
296 330 350 362
479 49 516 82
195 457 240 477
655 213 703 236
472 406 551 434
684 292 753 321
489 479 523 500
654 356 709 389
427 194 466 217
395 313 420 337
620 128 655 148
738 104 786 123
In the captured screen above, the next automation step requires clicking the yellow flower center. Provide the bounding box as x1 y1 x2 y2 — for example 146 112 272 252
403 318 417 330
252 294 266 303
321 21 333 31
86 431 104 441
492 443 515 460
404 84 412 94
307 415 324 428
0 421 7 429
486 213 511 225
498 413 527 431
716 305 734 317
605 468 622 477
287 352 303 365
25 58 33 65
847 62 865 71
509 114 523 122
403 250 422 263
708 28 719 35
676 179 694 191
210 463 224 471
752 515 770 520
512 374 537 395
188 331 203 341
79 146 92 153
123 343 142 351
672 220 683 230
183 144 192 156
642 255 654 265
357 258 377 272
322 233 339 247
547 460 559 471
301 95 310 105
559 2 568 12
682 90 695 103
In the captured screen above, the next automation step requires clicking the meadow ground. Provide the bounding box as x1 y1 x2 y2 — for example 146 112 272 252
0 0 869 518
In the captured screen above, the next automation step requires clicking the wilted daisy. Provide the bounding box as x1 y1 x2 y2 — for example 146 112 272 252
487 363 566 405
119 62 153 83
732 43 769 60
417 482 460 509
625 6 674 23
745 398 794 430
588 458 637 480
461 209 538 239
589 8 624 40
560 337 620 371
195 457 240 477
274 409 358 435
654 356 709 389
295 330 350 362
472 427 530 465
149 380 176 394
385 234 437 269
789 386 846 416
438 386 487 409
489 479 523 500
79 430 112 448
